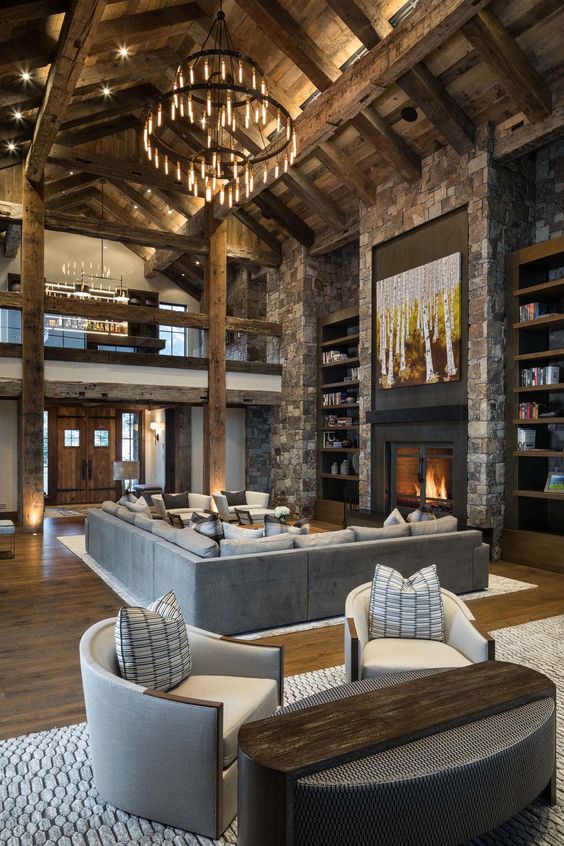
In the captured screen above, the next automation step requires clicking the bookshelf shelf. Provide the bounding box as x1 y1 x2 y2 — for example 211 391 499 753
513 277 564 299
514 348 564 362
514 489 564 501
514 314 564 331
514 383 564 393
513 450 564 458
512 418 564 425
316 306 360 523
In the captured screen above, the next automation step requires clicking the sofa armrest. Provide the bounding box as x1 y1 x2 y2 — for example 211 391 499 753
188 627 284 704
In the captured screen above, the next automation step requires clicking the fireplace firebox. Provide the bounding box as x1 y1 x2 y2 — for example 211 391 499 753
391 444 453 514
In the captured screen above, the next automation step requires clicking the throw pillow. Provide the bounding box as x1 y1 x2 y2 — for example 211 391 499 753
115 590 191 691
221 489 247 506
407 508 436 523
369 564 445 642
162 491 189 509
264 515 308 536
223 522 264 539
190 512 224 542
118 492 137 506
383 508 406 526
125 498 150 513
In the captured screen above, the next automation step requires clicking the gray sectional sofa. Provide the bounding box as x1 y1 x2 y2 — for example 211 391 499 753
86 505 489 635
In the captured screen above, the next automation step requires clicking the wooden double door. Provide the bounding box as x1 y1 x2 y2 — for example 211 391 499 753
55 408 117 504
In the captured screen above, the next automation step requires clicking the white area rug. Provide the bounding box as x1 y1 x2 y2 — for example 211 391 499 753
1 615 564 845
57 534 538 639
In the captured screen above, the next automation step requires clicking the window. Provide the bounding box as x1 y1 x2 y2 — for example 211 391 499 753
43 411 48 496
44 314 86 349
159 303 187 357
121 412 140 489
94 429 110 447
64 429 80 447
0 308 22 344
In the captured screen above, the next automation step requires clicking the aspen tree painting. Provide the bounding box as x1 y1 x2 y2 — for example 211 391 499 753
376 253 461 389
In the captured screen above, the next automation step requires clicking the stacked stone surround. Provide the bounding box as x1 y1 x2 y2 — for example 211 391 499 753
226 266 267 362
535 140 564 242
358 124 535 553
245 405 272 493
266 240 359 513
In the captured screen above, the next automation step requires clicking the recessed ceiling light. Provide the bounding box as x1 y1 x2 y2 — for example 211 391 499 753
102 85 111 97
181 272 185 276
168 208 173 214
146 189 151 194
13 110 22 121
7 141 16 152
195 259 200 265
118 46 129 58
69 170 74 175
133 204 138 209
20 70 31 82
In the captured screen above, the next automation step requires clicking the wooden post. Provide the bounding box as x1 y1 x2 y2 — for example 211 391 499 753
203 205 227 494
20 172 45 532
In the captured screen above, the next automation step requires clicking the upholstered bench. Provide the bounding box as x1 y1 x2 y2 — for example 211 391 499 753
0 519 15 558
238 662 556 846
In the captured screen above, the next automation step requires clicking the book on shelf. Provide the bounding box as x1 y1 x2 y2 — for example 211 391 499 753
322 391 357 406
518 402 549 419
519 302 548 321
517 428 536 450
520 365 561 386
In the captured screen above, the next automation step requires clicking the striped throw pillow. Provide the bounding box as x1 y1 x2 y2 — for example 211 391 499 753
368 564 445 642
264 515 309 536
190 512 224 542
223 522 264 539
115 590 191 691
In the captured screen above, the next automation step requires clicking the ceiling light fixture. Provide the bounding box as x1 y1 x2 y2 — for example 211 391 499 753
102 85 111 97
118 46 129 58
142 0 296 206
7 141 16 153
13 110 22 121
20 70 31 82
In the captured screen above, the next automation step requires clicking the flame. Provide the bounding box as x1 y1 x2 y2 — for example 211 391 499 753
414 466 448 501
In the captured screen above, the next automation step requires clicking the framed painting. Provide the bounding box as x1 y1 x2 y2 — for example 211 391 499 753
376 252 462 389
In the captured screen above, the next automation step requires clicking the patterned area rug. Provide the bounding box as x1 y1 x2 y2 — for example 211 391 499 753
1 615 563 845
57 534 538 640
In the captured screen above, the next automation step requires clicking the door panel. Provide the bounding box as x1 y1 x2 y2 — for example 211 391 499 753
57 417 87 504
87 417 116 500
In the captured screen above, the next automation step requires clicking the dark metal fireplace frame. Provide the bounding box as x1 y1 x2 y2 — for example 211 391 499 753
390 443 454 514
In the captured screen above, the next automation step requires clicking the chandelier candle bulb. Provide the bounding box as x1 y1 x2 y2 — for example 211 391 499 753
148 113 153 134
220 185 225 204
189 64 194 84
176 161 181 181
157 104 162 127
164 154 169 175
204 58 209 80
228 185 233 207
238 60 243 83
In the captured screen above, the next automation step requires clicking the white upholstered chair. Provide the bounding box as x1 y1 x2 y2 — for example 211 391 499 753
212 490 275 524
80 619 283 838
344 583 494 683
151 492 211 525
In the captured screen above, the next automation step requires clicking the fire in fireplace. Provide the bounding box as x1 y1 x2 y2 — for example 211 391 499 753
391 445 453 513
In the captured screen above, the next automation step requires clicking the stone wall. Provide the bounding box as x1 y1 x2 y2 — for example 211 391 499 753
358 124 535 553
535 140 564 242
226 266 267 361
266 239 359 513
245 405 272 493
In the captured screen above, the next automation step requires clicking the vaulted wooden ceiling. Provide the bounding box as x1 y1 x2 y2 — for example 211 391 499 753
1 0 563 297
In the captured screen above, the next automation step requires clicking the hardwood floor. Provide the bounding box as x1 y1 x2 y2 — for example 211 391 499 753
1 517 563 739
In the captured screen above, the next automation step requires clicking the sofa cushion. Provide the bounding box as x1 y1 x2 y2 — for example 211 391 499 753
175 527 219 559
383 508 405 526
162 491 189 509
171 674 278 766
188 492 212 511
190 512 224 542
293 528 356 548
369 564 444 642
362 638 470 677
102 500 119 515
134 514 154 532
219 535 294 557
221 489 247 506
223 522 264 539
409 516 458 536
153 522 179 543
350 523 409 542
264 515 308 536
115 591 191 692
116 505 137 524
125 498 151 514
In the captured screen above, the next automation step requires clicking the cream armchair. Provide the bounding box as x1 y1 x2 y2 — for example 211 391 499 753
212 490 275 523
345 583 494 683
80 619 283 838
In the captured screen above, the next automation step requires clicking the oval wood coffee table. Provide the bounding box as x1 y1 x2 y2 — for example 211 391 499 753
238 662 556 846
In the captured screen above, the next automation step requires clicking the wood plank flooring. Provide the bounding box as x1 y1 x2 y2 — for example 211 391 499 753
1 517 564 739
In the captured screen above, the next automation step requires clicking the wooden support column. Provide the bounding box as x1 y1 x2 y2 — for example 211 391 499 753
203 206 227 494
20 172 45 532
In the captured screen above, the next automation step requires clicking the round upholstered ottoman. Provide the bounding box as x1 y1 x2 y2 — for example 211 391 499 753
238 666 556 846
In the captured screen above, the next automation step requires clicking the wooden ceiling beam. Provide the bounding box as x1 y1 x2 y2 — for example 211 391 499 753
495 90 564 161
462 7 552 123
0 1 68 27
253 190 315 248
233 208 282 257
57 114 139 146
90 3 205 54
323 0 383 49
76 48 181 91
25 0 108 184
109 179 176 229
281 170 346 227
45 172 98 202
60 83 154 131
213 0 490 218
0 36 57 78
351 107 420 183
315 141 376 207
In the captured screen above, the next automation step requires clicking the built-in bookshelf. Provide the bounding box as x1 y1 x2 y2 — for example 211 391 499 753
504 235 564 570
316 306 360 523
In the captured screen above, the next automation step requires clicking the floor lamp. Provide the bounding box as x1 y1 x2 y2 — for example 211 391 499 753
113 461 140 498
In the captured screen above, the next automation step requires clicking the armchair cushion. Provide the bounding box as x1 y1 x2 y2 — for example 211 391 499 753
188 492 212 511
190 512 224 542
115 591 191 692
171 674 278 767
163 491 189 510
221 489 247 506
369 564 444 641
151 494 167 520
362 638 470 677
245 491 270 508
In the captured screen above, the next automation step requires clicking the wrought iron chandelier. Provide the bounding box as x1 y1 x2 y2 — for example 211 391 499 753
142 1 296 206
